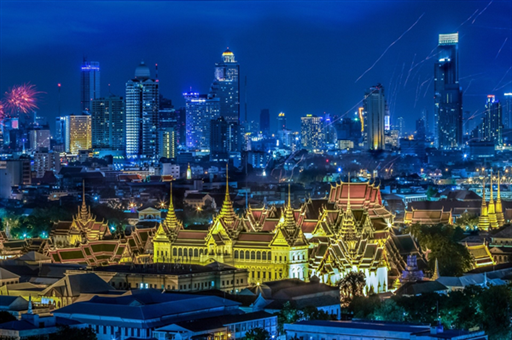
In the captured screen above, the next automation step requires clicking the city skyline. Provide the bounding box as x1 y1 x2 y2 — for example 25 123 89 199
1 1 511 133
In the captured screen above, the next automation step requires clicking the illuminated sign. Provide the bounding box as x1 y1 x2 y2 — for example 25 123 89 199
439 33 458 45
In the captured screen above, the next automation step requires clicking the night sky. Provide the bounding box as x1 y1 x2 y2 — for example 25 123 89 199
1 1 511 133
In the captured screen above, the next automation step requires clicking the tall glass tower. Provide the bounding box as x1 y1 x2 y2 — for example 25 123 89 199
434 33 462 149
184 92 220 150
80 60 100 113
125 62 159 162
480 95 503 146
363 84 386 151
210 48 240 124
91 95 125 150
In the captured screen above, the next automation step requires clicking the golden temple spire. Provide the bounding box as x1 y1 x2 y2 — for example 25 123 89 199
218 163 237 225
432 258 440 281
496 171 505 226
164 182 180 229
79 180 89 221
288 184 291 209
478 178 490 231
488 176 498 229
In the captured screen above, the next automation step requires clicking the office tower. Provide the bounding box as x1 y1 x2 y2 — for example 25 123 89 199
64 114 92 154
322 113 336 144
210 116 241 162
434 33 463 149
55 117 66 144
28 129 51 151
396 117 405 138
184 92 220 150
480 95 503 146
277 112 286 131
416 118 426 140
91 95 125 150
504 93 512 130
210 48 240 123
159 127 177 160
80 60 100 112
301 114 323 151
260 109 270 136
125 62 159 161
363 84 386 150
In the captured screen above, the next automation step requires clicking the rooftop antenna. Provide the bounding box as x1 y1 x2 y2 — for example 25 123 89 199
57 83 61 117
244 75 248 123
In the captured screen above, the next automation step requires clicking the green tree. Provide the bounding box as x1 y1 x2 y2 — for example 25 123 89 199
339 271 366 307
245 327 270 340
371 299 406 322
479 285 512 339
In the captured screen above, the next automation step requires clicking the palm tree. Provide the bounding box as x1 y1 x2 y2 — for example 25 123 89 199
338 271 366 307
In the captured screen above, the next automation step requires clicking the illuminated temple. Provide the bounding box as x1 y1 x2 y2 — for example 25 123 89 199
42 176 420 292
152 180 418 293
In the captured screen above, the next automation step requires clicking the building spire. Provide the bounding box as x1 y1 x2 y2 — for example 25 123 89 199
432 258 440 281
164 182 179 229
496 171 505 226
488 175 498 229
478 178 490 231
79 179 89 221
288 184 291 209
218 163 237 225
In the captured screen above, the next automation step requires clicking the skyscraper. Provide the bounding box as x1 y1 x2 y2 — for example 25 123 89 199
260 109 270 136
64 114 92 154
80 60 100 113
55 117 66 144
125 62 159 161
301 114 323 151
277 112 286 131
480 95 503 146
363 84 386 150
397 117 404 138
91 95 125 150
210 116 240 162
184 92 220 150
503 93 512 130
416 118 426 140
210 48 240 123
159 127 177 160
434 33 463 149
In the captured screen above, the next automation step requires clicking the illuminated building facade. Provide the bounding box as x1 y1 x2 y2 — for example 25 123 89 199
210 48 240 123
91 95 125 150
153 178 411 293
434 33 463 149
277 112 286 130
184 92 220 150
80 60 100 113
363 84 386 150
480 95 503 146
504 93 512 130
301 115 323 151
55 117 66 144
159 127 177 159
64 114 91 155
125 62 159 161
28 129 50 151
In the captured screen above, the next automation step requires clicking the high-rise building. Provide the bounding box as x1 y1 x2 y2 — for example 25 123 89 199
260 109 270 136
64 114 92 154
34 150 61 178
125 62 159 161
91 95 125 150
159 127 177 160
184 92 220 150
416 118 426 140
80 60 100 113
503 93 512 130
55 117 66 144
397 117 404 138
301 114 323 151
363 84 386 150
480 95 502 146
28 129 51 151
277 112 286 131
434 33 463 149
210 48 240 123
210 116 240 162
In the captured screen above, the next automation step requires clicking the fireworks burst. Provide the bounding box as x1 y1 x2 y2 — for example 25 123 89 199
4 83 42 114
